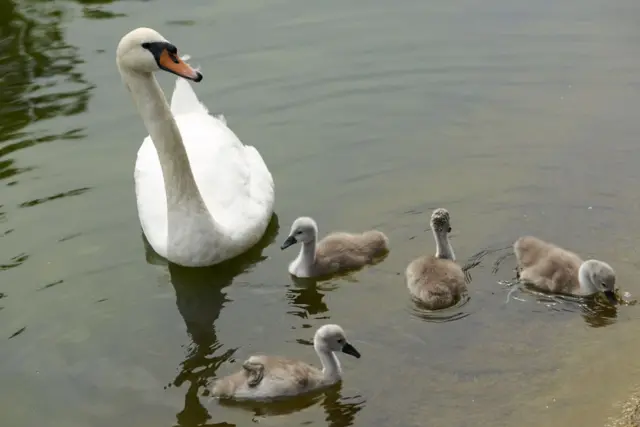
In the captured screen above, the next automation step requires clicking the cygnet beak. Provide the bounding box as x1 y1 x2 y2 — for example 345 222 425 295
280 235 297 250
603 290 618 305
341 342 361 359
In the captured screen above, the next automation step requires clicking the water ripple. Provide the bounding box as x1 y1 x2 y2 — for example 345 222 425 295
18 186 91 208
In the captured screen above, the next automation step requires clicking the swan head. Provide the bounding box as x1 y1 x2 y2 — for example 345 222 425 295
579 259 617 304
314 324 361 358
430 208 452 233
281 216 318 249
116 27 202 82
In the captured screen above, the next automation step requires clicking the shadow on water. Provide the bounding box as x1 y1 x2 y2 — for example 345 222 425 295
141 214 282 427
215 383 365 427
507 284 620 328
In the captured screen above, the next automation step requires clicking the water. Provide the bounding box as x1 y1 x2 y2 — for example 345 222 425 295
2 0 640 425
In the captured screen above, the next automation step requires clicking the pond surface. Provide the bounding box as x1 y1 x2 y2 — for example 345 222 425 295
2 0 640 426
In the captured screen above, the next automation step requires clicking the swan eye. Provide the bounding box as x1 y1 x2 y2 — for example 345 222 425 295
295 231 303 235
337 338 344 344
141 42 151 49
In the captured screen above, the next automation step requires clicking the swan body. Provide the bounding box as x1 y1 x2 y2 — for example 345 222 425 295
211 324 361 400
513 236 617 303
406 208 467 310
117 27 274 267
280 216 389 278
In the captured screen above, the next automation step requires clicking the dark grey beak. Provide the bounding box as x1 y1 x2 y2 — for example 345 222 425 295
603 290 618 305
280 236 297 250
341 342 361 359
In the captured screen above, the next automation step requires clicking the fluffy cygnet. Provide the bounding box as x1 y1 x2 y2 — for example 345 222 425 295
513 235 617 304
405 208 467 310
210 324 361 401
280 216 389 278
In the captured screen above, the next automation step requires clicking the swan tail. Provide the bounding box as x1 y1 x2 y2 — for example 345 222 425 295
170 55 210 116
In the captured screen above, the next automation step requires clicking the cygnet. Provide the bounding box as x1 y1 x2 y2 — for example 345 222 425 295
210 324 361 400
513 235 617 304
405 208 467 310
280 216 389 278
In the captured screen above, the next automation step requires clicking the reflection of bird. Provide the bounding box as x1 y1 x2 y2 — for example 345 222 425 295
214 381 366 427
406 208 467 310
286 276 330 319
116 27 274 267
514 235 617 304
281 216 389 278
141 216 278 427
211 324 361 400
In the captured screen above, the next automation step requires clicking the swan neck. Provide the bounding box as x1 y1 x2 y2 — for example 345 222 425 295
120 67 206 208
433 229 455 260
314 341 341 382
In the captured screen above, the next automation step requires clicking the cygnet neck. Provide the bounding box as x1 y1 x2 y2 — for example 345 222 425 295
433 228 455 260
578 261 598 295
296 236 317 269
314 338 342 383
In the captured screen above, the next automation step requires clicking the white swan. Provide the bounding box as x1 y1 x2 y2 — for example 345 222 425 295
280 216 390 278
513 236 617 304
405 208 467 310
210 324 361 401
116 27 274 267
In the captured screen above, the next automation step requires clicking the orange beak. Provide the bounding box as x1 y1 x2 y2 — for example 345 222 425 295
158 49 202 82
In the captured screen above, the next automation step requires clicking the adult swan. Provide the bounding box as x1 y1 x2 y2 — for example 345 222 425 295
116 28 275 267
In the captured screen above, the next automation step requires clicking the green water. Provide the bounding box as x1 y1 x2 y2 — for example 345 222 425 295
2 0 640 426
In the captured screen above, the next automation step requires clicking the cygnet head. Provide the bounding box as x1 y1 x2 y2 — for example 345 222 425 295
116 27 202 82
430 208 452 233
281 217 318 250
314 324 361 359
580 259 617 304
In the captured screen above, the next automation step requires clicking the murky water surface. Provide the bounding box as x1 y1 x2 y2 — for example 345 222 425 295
2 0 640 426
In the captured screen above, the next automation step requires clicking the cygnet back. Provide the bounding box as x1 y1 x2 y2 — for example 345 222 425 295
514 236 616 301
317 230 389 266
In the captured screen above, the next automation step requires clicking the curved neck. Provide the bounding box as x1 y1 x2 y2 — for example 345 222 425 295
120 67 207 210
314 341 342 383
433 229 455 260
578 262 597 294
296 237 317 268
